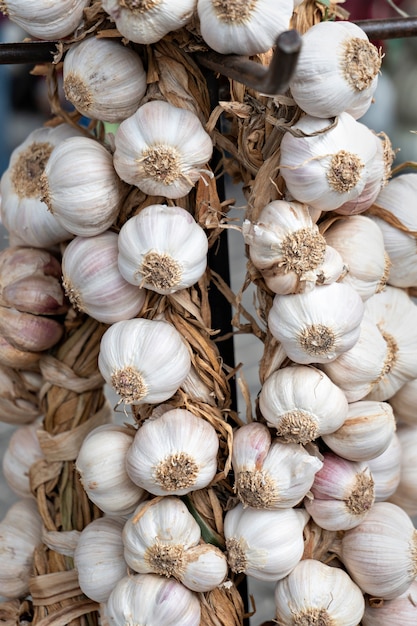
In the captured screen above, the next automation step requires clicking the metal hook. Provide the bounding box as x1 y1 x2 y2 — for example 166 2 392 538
355 16 417 40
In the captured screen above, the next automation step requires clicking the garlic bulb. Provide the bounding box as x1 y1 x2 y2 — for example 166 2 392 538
98 318 191 405
75 424 147 517
2 419 44 498
117 205 208 295
258 365 348 444
0 498 43 599
268 282 364 364
362 579 417 625
224 503 307 582
389 378 417 425
106 573 201 626
242 200 344 295
336 501 417 599
122 497 227 592
0 364 41 425
126 408 219 496
274 559 365 626
322 400 396 462
63 37 147 123
231 421 322 508
41 136 123 237
62 231 146 324
388 424 417 516
280 112 381 212
101 0 196 45
0 124 83 247
74 516 127 603
367 433 401 502
113 100 213 199
0 0 90 40
289 20 381 119
324 215 390 300
197 0 294 56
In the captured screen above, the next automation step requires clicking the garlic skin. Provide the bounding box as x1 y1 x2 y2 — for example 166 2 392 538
367 433 401 502
268 282 364 364
258 365 348 444
289 20 381 119
117 205 208 295
197 0 294 56
0 364 41 425
2 419 44 498
388 424 417 516
41 136 122 237
224 503 307 582
362 579 417 625
113 101 213 199
126 408 219 496
74 516 127 603
106 573 200 626
0 335 42 371
63 37 147 124
274 559 365 626
0 305 64 353
122 497 227 592
389 378 417 426
231 421 322 509
101 0 196 45
98 318 191 405
280 112 380 212
75 424 147 517
0 0 90 40
337 501 417 599
62 232 146 324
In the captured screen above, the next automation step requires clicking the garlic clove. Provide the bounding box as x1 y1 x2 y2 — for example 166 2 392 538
2 418 44 498
0 335 42 371
3 275 68 316
0 305 63 353
0 0 90 40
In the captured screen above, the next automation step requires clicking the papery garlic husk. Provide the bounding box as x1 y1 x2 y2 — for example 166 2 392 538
181 364 215 405
388 424 417 516
224 503 307 582
98 318 191 405
0 124 83 247
117 205 208 295
74 516 127 603
0 335 42 371
362 579 417 625
258 365 348 444
0 0 90 40
0 305 63 353
304 451 375 531
63 37 147 124
268 282 364 364
2 418 44 498
289 20 381 119
106 573 201 626
274 559 365 626
122 497 227 592
62 231 146 324
197 0 294 56
324 215 390 300
0 364 41 425
367 432 401 502
321 400 396 462
231 421 322 509
41 136 123 237
101 0 196 45
75 424 147 517
335 501 417 599
280 112 381 212
126 408 219 496
0 498 43 599
389 378 417 425
113 100 213 199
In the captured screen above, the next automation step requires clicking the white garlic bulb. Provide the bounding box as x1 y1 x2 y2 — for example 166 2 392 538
75 424 147 517
362 579 417 625
305 451 375 531
0 124 83 248
367 433 401 502
0 0 90 40
101 0 196 45
274 559 365 626
117 205 208 295
289 20 381 119
2 418 44 498
74 516 127 603
122 497 227 592
388 424 417 516
98 318 191 405
197 0 294 56
224 503 307 582
389 378 417 425
41 136 123 237
113 100 213 199
280 112 381 212
126 408 219 496
62 231 146 324
258 365 348 444
63 37 147 124
268 282 364 364
231 421 322 509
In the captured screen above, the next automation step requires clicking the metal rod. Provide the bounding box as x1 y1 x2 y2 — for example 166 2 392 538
0 41 58 64
355 16 417 40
